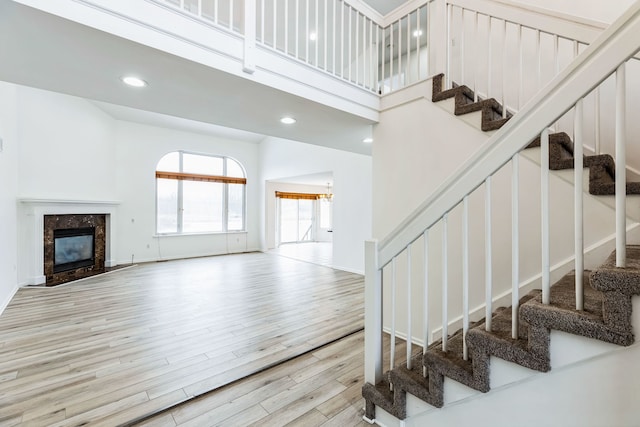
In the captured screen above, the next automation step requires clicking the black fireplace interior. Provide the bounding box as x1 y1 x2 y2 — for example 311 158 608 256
53 227 96 273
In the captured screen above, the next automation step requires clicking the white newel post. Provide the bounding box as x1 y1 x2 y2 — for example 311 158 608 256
243 0 256 74
364 239 382 386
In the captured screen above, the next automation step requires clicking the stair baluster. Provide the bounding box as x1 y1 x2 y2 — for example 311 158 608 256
616 63 627 267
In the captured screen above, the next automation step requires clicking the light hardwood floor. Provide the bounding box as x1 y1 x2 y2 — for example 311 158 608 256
270 242 333 268
135 331 370 426
0 252 364 426
134 331 416 426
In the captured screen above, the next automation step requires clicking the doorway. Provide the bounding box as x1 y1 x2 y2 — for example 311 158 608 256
275 195 333 266
267 175 334 267
279 198 314 244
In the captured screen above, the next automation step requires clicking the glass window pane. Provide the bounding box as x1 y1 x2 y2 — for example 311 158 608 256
157 152 180 173
320 199 332 229
280 199 298 243
183 153 223 176
226 158 245 178
298 200 313 241
228 184 244 231
157 178 178 233
183 181 223 233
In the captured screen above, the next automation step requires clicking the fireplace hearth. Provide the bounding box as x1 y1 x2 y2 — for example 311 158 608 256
44 214 106 286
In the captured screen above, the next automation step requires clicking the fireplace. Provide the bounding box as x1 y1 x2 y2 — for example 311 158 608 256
53 227 95 273
44 214 106 286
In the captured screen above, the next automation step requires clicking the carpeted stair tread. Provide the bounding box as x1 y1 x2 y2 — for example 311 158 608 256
467 292 551 373
431 74 511 132
588 167 640 195
362 379 405 419
590 246 640 294
432 74 640 195
527 132 576 169
391 354 444 408
425 319 489 392
520 271 633 346
589 246 640 336
521 132 640 195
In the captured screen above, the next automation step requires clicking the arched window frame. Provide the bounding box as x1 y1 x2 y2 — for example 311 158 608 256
155 150 247 235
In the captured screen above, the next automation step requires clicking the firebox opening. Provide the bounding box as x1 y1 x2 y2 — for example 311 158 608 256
53 227 95 273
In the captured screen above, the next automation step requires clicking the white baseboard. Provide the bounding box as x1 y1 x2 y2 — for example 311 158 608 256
30 275 46 286
118 248 263 266
0 285 19 316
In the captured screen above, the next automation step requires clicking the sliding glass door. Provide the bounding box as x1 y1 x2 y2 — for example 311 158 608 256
279 198 314 244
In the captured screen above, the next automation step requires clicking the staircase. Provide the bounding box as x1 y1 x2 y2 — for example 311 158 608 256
362 2 640 423
363 72 640 421
431 73 640 196
363 250 640 420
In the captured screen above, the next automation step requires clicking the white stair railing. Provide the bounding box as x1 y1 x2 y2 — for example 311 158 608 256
163 0 246 33
444 0 606 115
255 0 437 94
365 0 640 395
155 0 621 102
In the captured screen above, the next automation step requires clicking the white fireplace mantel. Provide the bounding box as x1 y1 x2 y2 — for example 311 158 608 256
19 199 120 285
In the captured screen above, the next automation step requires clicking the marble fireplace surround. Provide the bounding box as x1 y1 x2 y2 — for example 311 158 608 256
44 214 106 286
20 199 119 286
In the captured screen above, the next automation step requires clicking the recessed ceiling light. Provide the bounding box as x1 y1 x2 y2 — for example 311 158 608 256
121 76 147 88
413 30 423 38
309 32 317 41
363 137 373 143
280 117 297 125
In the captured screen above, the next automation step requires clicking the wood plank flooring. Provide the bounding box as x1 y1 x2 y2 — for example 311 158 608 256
136 331 369 427
134 331 415 426
0 252 364 426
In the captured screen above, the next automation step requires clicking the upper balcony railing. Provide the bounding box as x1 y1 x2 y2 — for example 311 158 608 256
163 0 246 34
157 0 615 101
159 0 436 95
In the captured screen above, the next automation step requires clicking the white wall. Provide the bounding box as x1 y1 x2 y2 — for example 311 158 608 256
15 87 118 285
373 90 486 238
114 120 260 264
17 87 117 200
0 82 20 311
10 84 261 278
260 136 372 273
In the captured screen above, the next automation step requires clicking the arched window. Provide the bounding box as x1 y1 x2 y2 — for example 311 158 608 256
156 151 246 234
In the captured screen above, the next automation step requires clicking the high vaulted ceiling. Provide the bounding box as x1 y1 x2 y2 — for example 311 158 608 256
364 0 412 15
